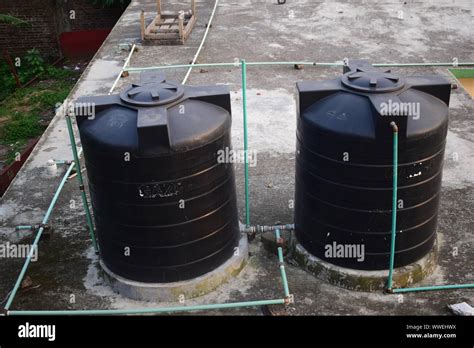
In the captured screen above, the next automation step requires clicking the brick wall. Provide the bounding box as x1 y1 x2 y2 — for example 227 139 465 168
0 0 125 59
0 0 59 58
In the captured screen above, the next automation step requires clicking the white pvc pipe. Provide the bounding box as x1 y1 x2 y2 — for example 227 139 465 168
109 44 137 95
182 0 220 84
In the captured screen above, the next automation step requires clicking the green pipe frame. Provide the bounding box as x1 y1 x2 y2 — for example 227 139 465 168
65 115 99 253
5 59 473 315
4 148 81 311
386 123 474 294
15 226 33 231
386 122 398 291
7 228 291 316
8 299 286 316
241 59 250 226
4 63 290 315
124 61 474 73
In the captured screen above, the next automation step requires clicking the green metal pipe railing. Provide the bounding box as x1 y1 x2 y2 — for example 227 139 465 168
275 228 290 297
125 62 239 72
14 226 34 231
386 122 398 291
6 58 473 315
124 61 474 73
5 59 289 313
65 115 99 254
385 123 474 294
392 284 474 293
4 149 82 311
373 62 474 67
7 228 291 315
7 298 286 316
241 59 250 227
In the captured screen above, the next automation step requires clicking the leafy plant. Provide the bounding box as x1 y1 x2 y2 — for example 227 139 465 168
0 60 17 100
0 14 30 27
22 49 45 77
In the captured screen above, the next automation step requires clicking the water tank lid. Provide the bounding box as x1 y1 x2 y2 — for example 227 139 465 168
120 77 185 106
341 67 405 93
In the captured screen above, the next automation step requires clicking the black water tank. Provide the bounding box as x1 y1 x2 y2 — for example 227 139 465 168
295 60 451 270
75 73 240 282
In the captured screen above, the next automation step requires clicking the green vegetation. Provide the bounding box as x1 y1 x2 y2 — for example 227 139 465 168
450 68 474 79
0 49 57 101
0 13 30 27
0 55 79 165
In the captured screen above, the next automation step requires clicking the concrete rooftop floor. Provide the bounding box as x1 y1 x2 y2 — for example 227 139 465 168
0 0 473 315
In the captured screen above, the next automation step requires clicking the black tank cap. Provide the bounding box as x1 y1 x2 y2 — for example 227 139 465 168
341 66 405 93
120 73 185 107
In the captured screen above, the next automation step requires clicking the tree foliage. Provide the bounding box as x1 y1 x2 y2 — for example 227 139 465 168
0 14 30 27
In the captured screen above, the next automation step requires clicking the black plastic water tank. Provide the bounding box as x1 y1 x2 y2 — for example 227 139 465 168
295 60 451 270
75 73 240 282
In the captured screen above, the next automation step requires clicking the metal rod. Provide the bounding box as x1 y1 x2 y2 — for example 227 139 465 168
373 62 474 67
385 121 473 294
275 229 290 297
108 44 136 95
392 284 474 293
7 231 293 315
386 122 398 291
4 152 81 311
181 0 220 84
125 61 474 73
3 49 21 87
7 298 286 316
15 226 33 231
65 115 99 253
126 62 238 72
246 61 339 67
241 59 250 227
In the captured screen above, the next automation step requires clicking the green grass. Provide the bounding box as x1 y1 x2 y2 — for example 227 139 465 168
450 68 474 79
1 113 42 143
0 66 79 165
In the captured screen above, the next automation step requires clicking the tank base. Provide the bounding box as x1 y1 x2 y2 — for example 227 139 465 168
292 237 438 292
100 235 249 302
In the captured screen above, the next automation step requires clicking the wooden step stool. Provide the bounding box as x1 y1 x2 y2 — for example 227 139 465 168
140 0 197 45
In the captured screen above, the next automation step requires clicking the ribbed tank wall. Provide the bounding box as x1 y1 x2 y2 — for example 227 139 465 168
295 61 450 270
76 75 240 282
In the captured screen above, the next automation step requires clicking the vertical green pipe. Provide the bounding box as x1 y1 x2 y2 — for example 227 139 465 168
387 122 398 291
275 228 290 297
241 59 250 226
65 115 99 253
